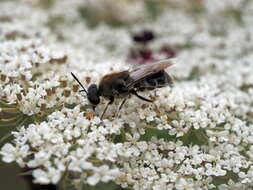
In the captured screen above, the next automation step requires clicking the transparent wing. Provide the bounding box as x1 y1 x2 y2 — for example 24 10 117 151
127 59 175 88
133 71 174 90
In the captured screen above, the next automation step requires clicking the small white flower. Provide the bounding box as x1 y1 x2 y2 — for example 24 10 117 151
0 143 16 163
87 173 100 186
33 169 51 184
0 143 29 167
33 168 62 184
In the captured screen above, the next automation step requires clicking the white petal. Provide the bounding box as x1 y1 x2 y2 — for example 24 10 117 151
87 174 100 186
1 143 15 153
2 155 15 163
33 169 50 184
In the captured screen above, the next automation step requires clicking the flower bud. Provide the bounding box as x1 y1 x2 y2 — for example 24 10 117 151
64 88 71 97
52 87 57 94
1 74 7 82
73 84 79 92
85 77 91 84
46 88 52 96
16 93 22 101
40 103 46 111
86 112 94 120
59 77 67 88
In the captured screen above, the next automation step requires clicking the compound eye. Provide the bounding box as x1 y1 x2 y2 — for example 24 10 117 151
87 84 100 105
88 94 100 105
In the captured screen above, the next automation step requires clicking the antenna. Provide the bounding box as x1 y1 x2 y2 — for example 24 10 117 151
71 72 88 94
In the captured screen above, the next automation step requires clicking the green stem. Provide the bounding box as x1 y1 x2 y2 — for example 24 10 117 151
0 107 20 113
57 170 68 190
0 114 23 123
0 100 17 108
0 116 28 143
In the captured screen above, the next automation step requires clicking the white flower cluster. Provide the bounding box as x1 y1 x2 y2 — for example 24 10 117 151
1 106 122 185
0 38 71 115
1 0 253 189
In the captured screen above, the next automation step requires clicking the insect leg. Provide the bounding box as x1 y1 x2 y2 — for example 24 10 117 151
131 90 153 102
101 96 114 119
114 98 128 118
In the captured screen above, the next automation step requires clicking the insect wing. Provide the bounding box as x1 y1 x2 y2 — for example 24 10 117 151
134 71 174 90
127 59 175 88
